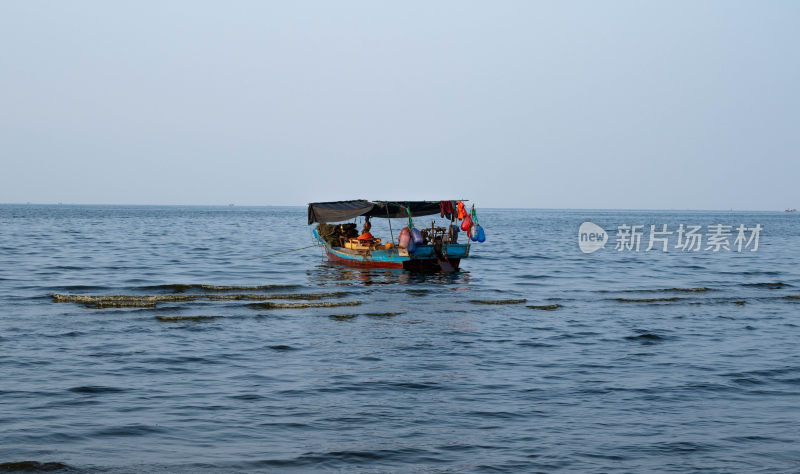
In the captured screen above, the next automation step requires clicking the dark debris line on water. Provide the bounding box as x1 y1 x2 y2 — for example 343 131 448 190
625 333 665 342
52 294 197 303
155 316 223 322
614 297 757 305
328 312 404 320
139 283 301 293
49 292 361 312
329 314 358 320
50 292 351 309
527 304 560 310
741 282 792 289
0 461 73 472
84 301 157 309
204 291 348 300
615 297 681 303
469 299 527 305
48 290 800 312
247 301 362 310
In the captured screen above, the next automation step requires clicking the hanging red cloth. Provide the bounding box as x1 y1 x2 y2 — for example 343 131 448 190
440 200 454 220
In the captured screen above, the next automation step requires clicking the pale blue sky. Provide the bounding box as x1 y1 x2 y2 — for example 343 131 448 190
1 1 797 209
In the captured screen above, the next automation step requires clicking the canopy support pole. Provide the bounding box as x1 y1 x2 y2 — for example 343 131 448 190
386 206 395 244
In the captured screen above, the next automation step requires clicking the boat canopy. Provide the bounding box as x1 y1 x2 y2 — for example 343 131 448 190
308 200 462 224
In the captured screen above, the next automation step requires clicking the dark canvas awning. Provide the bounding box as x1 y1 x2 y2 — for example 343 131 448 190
368 201 442 219
308 200 462 224
307 200 375 225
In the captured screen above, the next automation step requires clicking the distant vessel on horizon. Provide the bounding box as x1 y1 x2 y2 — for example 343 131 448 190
786 208 797 213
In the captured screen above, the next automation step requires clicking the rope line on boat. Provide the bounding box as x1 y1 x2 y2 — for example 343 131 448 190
246 244 321 260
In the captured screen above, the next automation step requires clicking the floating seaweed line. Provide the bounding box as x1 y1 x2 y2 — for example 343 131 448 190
155 315 222 322
527 304 560 311
742 282 791 289
615 297 681 303
625 333 664 342
0 462 72 472
329 314 358 319
52 294 197 304
141 284 301 293
470 299 527 305
615 297 759 305
248 301 362 310
205 292 348 301
52 292 350 309
85 301 157 309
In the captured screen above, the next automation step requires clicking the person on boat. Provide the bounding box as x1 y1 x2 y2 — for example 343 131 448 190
357 216 374 240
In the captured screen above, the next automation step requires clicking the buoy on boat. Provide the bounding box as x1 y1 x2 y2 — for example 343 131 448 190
410 227 423 245
398 227 411 249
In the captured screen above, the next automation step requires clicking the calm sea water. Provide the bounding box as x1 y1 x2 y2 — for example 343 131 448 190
1 205 799 473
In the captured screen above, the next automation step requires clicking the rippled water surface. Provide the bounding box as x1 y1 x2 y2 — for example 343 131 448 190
1 205 799 472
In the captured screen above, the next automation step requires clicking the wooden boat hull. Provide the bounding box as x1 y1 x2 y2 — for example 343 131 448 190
313 229 468 271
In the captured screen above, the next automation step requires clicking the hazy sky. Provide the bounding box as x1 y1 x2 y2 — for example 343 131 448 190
1 1 798 209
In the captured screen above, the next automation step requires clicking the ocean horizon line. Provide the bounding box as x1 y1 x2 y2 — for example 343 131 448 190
0 202 791 213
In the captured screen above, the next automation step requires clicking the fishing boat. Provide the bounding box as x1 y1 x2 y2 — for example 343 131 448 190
308 200 485 272
786 208 797 213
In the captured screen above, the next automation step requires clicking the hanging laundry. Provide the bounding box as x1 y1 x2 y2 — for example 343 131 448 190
456 201 467 220
440 200 454 220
